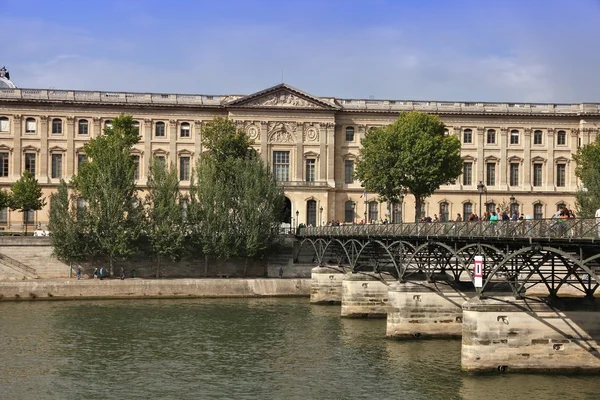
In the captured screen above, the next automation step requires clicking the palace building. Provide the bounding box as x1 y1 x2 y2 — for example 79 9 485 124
0 66 594 230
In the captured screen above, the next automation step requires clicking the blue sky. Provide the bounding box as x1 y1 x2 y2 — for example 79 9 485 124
2 0 599 102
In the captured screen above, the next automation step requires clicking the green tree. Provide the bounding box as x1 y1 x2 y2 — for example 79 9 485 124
71 114 142 275
201 117 255 163
355 111 462 221
145 158 186 278
48 180 88 274
573 137 600 217
10 171 46 234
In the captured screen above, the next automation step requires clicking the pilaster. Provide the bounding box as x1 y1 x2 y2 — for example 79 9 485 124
66 116 75 178
523 128 532 190
92 117 101 138
476 126 484 183
547 128 555 190
39 116 48 183
296 123 304 181
499 128 508 187
326 123 335 187
143 119 152 182
260 121 268 165
169 119 177 169
11 114 22 180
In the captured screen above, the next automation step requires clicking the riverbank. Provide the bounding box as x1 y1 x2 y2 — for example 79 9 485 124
0 278 311 301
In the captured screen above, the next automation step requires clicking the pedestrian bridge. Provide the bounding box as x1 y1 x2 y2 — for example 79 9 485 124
295 218 600 297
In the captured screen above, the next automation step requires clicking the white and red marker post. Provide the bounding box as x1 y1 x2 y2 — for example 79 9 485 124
473 255 483 288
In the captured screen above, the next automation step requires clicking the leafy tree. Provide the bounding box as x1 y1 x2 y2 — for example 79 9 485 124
0 189 11 211
71 114 142 275
145 158 186 278
355 111 462 221
201 117 255 163
10 171 46 234
48 180 88 273
573 138 600 217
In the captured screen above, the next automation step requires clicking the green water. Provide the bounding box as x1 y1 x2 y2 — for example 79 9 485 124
0 298 597 400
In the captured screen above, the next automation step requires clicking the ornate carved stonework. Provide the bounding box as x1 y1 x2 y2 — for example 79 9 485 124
302 123 320 142
246 90 319 108
246 124 260 141
267 122 296 143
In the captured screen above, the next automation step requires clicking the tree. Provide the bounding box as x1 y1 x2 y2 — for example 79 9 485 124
48 180 88 273
573 137 600 217
355 111 462 221
145 158 186 278
201 117 255 163
71 114 142 275
10 171 46 234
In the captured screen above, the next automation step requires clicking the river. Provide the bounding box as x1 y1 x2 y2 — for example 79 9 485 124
0 298 597 399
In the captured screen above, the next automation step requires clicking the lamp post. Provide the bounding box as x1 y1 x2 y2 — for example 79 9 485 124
319 206 323 226
477 180 486 218
398 192 405 223
510 195 516 215
351 201 356 224
296 210 300 227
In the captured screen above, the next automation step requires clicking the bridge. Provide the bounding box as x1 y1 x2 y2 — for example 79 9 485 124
296 218 600 373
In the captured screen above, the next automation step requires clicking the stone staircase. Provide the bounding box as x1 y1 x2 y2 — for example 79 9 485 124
0 252 37 279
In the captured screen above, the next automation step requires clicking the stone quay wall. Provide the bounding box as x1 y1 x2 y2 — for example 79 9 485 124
340 272 394 318
0 278 311 301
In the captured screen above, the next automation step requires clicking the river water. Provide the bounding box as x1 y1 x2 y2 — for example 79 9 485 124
0 298 597 400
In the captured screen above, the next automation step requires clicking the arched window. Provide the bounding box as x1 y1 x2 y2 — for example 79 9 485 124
306 200 317 227
180 122 190 138
392 202 402 223
486 129 496 144
510 129 519 144
463 129 472 144
534 203 544 220
155 121 166 137
557 130 566 146
368 201 378 223
486 202 496 215
78 119 89 135
510 202 519 216
557 203 566 211
0 116 8 132
439 202 449 222
463 202 473 220
104 120 112 129
533 130 543 145
51 118 62 134
25 117 36 133
345 127 355 142
344 200 355 223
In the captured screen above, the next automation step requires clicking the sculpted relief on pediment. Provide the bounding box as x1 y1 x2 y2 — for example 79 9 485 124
246 90 320 108
268 122 297 143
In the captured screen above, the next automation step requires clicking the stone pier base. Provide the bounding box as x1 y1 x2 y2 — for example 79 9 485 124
462 296 600 373
387 281 473 339
310 266 346 305
340 272 392 318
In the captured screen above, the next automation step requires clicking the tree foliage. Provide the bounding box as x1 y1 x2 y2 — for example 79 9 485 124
71 114 141 274
144 158 186 278
573 137 600 217
201 117 255 163
355 111 462 221
48 180 87 265
10 171 46 233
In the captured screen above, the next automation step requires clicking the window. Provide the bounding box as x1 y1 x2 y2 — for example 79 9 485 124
51 118 62 134
23 210 34 225
77 154 88 171
273 151 289 182
25 153 36 174
439 202 449 222
557 130 566 146
179 156 190 181
486 202 496 214
392 202 402 223
463 129 473 144
510 130 519 145
463 202 472 219
344 200 355 223
78 119 89 135
419 203 426 219
104 120 112 129
462 162 472 186
155 155 166 166
345 127 355 142
533 130 543 145
180 122 190 138
155 121 165 137
51 153 62 179
0 152 8 177
534 203 544 220
25 118 36 133
0 116 8 132
509 163 519 186
132 155 140 180
306 200 317 226
557 203 566 211
556 164 566 187
305 159 316 182
133 121 140 132
0 207 7 224
533 163 543 187
486 163 496 186
344 160 354 184
510 202 519 215
368 201 378 222
486 129 496 144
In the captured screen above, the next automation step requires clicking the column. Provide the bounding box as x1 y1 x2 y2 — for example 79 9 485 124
143 119 152 182
476 127 484 183
499 128 508 188
11 114 22 180
523 128 532 190
326 123 336 187
39 116 49 183
66 116 75 179
547 128 555 190
319 123 327 181
260 122 268 165
296 123 304 181
169 119 177 168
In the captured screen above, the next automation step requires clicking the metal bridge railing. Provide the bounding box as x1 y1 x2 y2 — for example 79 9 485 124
297 218 600 240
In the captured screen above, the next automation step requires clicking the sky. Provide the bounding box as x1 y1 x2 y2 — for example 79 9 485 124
2 0 600 103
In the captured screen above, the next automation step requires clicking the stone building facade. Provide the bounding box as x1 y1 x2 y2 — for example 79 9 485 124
0 69 596 229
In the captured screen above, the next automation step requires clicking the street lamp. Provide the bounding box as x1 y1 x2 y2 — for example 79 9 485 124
477 180 486 218
398 192 405 223
319 206 323 226
296 210 300 227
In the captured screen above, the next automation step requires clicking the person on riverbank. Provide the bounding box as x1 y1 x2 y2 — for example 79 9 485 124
99 267 104 280
93 268 98 279
76 267 82 280
120 267 125 280
279 266 284 278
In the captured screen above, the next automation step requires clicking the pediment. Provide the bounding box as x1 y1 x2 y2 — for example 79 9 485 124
225 84 339 110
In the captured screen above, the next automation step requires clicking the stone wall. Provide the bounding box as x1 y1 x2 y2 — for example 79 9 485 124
0 278 311 300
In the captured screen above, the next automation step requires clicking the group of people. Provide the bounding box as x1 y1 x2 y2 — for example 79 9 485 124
88 267 127 280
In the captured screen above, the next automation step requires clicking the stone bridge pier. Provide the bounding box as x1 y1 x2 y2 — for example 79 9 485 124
340 272 394 318
310 265 347 305
462 296 600 373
